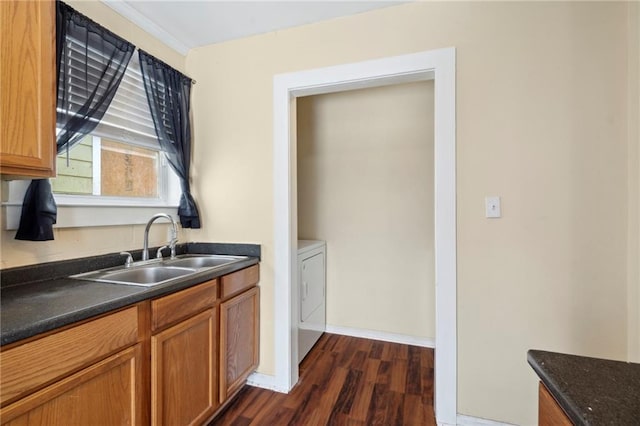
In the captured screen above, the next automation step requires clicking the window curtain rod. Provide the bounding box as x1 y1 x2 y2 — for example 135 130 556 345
131 47 196 85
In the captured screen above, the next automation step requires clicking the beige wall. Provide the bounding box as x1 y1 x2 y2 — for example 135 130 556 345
0 0 186 268
0 1 632 424
297 82 435 340
629 1 640 363
187 2 630 424
0 222 178 268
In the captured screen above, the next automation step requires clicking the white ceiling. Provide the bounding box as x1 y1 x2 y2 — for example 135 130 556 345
102 1 405 55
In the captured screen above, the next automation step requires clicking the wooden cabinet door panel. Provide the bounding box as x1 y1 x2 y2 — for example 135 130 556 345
151 308 217 426
220 286 259 402
1 345 142 426
0 0 55 178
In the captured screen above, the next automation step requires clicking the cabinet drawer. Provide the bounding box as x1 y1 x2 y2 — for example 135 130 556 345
0 306 138 406
220 265 259 300
151 279 217 332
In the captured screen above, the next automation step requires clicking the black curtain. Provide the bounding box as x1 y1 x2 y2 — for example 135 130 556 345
16 1 134 241
139 50 200 228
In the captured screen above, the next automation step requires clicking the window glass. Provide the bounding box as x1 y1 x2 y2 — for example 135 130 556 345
52 136 162 199
101 139 159 198
51 135 94 196
52 52 177 203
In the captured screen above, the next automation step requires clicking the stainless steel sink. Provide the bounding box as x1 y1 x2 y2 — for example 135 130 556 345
73 266 197 287
71 254 249 287
162 255 247 269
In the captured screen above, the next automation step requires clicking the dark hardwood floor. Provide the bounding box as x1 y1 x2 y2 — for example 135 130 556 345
210 333 436 425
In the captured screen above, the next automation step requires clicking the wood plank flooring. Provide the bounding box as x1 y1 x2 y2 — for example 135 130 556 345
210 333 435 425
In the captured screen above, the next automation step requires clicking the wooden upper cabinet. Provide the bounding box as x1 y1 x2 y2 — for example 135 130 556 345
0 0 56 179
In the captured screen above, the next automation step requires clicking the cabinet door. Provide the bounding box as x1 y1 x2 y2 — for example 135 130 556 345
0 0 55 178
151 309 217 426
220 286 259 402
1 345 143 426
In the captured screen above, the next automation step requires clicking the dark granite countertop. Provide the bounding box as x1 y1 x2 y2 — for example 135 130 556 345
1 242 260 346
528 349 640 425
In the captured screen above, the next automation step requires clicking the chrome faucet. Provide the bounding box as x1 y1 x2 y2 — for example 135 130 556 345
142 213 178 261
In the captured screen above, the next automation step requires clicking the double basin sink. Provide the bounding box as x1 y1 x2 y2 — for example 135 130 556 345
71 254 248 287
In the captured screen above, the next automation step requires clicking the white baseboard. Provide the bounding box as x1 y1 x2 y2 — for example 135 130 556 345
325 324 435 348
456 414 517 426
246 372 288 393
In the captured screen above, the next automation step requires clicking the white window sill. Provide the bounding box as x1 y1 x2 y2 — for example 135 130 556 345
2 203 179 230
3 178 180 230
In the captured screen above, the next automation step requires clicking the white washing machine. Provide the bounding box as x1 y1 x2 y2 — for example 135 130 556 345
297 240 326 363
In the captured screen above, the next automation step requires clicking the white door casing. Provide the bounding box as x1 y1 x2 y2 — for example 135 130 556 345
272 47 457 425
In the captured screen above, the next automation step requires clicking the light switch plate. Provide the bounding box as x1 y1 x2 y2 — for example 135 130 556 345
485 196 501 218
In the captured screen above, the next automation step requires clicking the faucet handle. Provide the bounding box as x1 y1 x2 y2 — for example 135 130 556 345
156 246 168 259
120 252 133 268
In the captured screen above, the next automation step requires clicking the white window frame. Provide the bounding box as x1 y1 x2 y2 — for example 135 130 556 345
3 172 180 230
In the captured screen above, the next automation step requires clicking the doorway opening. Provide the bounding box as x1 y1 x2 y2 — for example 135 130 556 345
273 48 457 424
296 80 436 357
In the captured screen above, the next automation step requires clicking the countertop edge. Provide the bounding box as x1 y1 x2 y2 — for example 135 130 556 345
527 350 584 425
1 248 260 346
0 242 261 288
527 349 640 426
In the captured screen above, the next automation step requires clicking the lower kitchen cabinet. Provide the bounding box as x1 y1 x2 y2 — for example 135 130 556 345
0 264 260 426
220 286 260 402
2 345 142 426
0 306 143 426
151 308 217 426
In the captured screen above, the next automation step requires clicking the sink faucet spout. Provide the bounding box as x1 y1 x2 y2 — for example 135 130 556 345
143 213 178 261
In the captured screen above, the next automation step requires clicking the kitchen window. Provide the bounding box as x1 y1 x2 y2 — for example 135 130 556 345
51 52 180 208
8 1 199 238
4 52 179 230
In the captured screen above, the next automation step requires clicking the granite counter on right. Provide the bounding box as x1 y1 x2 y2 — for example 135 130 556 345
527 349 640 425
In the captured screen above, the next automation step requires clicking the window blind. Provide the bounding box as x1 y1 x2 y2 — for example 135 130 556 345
60 37 159 148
